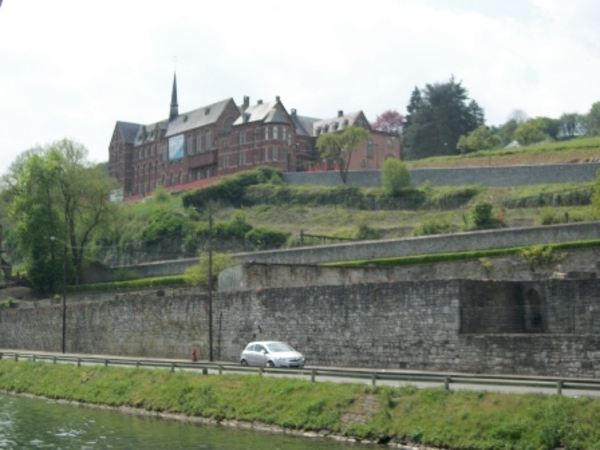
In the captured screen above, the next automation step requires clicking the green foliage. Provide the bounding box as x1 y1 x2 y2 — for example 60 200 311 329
504 183 594 209
467 200 506 230
182 166 282 209
141 208 186 243
5 139 118 291
245 227 290 250
413 218 453 237
381 158 410 196
592 169 600 218
354 214 381 240
425 186 481 209
587 101 600 136
112 268 142 282
402 76 484 160
316 126 369 184
184 252 238 290
4 361 600 447
457 126 500 154
0 297 20 308
520 245 560 272
66 275 186 292
514 118 548 145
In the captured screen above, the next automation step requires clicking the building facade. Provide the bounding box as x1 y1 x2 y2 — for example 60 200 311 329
108 74 401 199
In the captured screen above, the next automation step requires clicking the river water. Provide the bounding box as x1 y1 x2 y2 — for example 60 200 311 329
0 394 360 449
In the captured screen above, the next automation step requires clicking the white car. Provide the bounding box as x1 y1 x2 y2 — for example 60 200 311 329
240 341 305 368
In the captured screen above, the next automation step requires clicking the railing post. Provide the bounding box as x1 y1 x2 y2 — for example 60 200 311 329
259 367 263 377
77 358 81 368
371 373 377 386
0 353 3 360
218 364 223 375
53 356 57 364
104 359 108 367
557 379 563 395
311 370 316 383
32 355 36 363
444 376 450 391
171 363 175 373
14 354 18 362
136 361 140 368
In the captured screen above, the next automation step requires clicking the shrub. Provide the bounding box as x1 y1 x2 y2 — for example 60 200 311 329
381 158 410 196
184 253 238 290
467 200 506 230
413 219 453 236
0 297 20 308
245 227 290 250
141 208 186 243
182 167 282 209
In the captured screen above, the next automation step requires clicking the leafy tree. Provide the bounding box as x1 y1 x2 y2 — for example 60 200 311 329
6 139 118 290
558 113 587 139
494 119 519 146
381 158 410 196
371 110 404 134
316 125 369 184
587 102 600 136
402 76 483 160
457 126 500 154
184 252 238 291
513 119 547 145
507 109 528 124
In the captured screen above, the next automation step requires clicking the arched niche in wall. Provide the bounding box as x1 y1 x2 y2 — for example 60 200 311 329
524 288 546 333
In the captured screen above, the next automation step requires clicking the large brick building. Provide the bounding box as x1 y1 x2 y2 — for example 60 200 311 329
108 74 401 199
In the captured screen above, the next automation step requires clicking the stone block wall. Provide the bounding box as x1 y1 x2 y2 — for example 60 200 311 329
2 277 600 378
283 163 600 188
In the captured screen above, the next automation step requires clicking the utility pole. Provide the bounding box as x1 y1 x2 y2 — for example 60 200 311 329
208 207 214 362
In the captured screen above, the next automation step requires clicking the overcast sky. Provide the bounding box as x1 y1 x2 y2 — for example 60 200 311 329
1 0 599 174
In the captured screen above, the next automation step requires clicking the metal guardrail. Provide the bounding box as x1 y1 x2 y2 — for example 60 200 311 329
1 351 599 396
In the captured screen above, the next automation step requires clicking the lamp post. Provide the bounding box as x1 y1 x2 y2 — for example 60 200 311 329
50 236 67 353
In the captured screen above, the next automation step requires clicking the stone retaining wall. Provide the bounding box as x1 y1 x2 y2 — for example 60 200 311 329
2 278 599 378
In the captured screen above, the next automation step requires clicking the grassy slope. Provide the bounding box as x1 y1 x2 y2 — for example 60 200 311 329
1 361 599 449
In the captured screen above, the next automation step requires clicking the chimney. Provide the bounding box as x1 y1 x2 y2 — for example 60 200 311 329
243 96 250 110
258 99 263 105
276 96 280 102
291 108 297 117
337 110 344 118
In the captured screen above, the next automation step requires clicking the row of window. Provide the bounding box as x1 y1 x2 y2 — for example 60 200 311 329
221 147 287 169
132 168 215 195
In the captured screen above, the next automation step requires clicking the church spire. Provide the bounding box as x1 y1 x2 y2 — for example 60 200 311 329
169 72 179 121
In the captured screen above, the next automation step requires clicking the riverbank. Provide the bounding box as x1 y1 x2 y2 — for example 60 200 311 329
0 360 599 449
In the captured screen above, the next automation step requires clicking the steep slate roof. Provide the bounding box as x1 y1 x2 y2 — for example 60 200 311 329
291 114 321 137
165 98 236 138
116 121 142 144
234 101 289 125
133 121 168 146
312 111 369 136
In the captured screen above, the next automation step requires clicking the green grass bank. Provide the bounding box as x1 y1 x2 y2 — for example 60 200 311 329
1 361 600 449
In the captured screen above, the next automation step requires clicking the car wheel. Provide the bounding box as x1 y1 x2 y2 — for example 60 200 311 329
267 361 275 368
241 359 248 366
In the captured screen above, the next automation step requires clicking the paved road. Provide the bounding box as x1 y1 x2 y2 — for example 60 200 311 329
2 349 598 398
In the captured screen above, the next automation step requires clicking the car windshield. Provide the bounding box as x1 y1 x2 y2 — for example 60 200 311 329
266 342 294 352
